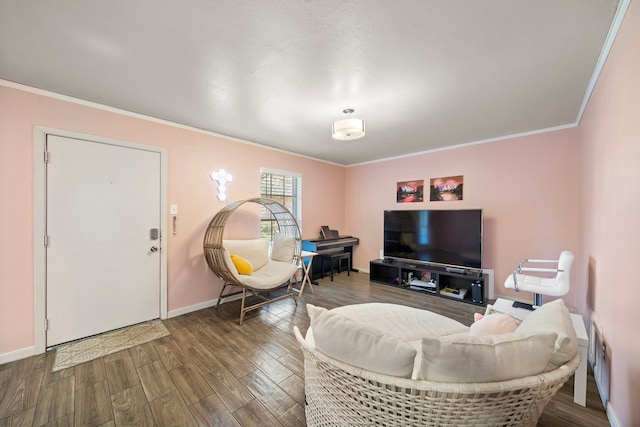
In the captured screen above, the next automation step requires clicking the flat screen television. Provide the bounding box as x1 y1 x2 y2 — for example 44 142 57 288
383 209 483 270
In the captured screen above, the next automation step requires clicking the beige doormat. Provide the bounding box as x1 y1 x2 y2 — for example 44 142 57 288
53 319 170 372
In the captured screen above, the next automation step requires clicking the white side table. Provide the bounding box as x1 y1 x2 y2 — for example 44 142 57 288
294 250 318 296
487 298 588 407
569 313 588 407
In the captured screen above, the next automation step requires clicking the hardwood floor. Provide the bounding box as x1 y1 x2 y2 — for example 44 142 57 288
0 272 610 426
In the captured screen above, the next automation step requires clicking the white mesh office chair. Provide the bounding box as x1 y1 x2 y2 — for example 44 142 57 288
504 250 574 309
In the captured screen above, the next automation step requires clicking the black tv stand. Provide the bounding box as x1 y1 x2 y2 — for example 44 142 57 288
369 259 487 306
445 266 466 274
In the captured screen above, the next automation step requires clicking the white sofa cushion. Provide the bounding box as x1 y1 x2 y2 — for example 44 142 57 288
516 298 578 370
307 304 418 378
236 258 298 290
420 331 557 382
224 239 269 271
311 302 469 379
331 302 469 341
270 232 296 262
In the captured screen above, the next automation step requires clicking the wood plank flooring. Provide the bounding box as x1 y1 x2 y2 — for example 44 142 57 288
0 272 610 426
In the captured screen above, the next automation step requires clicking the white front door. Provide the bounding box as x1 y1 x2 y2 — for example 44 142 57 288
46 135 161 347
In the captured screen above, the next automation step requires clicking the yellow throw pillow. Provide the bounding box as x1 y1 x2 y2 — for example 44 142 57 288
230 254 253 275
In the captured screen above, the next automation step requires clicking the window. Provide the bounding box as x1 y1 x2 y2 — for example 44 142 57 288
260 169 302 239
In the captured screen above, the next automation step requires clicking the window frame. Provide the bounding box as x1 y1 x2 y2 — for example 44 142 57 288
259 168 302 239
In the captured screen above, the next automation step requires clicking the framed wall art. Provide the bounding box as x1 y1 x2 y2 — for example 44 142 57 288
396 180 424 203
430 175 463 201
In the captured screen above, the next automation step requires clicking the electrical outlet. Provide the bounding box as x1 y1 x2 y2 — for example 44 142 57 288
170 204 178 215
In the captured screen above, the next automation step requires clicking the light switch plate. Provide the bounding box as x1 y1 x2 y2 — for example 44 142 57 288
170 204 178 215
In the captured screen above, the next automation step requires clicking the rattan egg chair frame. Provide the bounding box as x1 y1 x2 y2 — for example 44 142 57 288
203 198 302 323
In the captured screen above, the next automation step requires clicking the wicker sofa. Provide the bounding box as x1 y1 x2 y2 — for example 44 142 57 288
294 301 580 426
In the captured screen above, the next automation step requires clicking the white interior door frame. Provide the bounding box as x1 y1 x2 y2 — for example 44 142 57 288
33 126 168 354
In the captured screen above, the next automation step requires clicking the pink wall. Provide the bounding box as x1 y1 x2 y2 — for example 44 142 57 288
577 2 640 425
0 84 345 356
345 128 580 307
2 8 637 418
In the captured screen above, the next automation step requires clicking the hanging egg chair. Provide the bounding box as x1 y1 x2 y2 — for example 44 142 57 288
203 198 302 323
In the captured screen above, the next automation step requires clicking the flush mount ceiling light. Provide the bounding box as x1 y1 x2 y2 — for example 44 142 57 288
332 108 365 141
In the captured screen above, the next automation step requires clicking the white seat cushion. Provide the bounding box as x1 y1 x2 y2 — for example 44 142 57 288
330 303 470 379
307 303 469 379
331 302 470 341
307 304 418 378
239 260 298 290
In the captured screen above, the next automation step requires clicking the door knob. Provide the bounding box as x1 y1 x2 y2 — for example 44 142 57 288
150 246 158 252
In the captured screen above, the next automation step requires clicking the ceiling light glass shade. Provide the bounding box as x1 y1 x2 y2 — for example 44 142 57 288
332 118 365 140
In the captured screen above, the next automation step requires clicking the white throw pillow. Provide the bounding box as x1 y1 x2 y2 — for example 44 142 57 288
420 332 557 382
516 299 578 369
307 304 417 378
271 232 296 262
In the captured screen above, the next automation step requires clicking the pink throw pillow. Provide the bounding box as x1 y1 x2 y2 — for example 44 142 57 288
470 313 520 336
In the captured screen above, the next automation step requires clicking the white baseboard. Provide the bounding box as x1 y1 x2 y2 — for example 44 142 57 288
0 345 39 365
606 403 621 427
168 298 218 318
1 295 246 363
167 293 244 318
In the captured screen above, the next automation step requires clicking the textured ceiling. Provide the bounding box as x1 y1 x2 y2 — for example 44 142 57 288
0 0 620 165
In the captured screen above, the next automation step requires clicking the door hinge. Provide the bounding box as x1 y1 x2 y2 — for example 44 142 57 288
44 318 49 331
44 235 49 247
44 151 49 163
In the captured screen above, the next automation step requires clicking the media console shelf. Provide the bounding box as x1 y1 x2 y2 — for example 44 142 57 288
369 259 487 306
